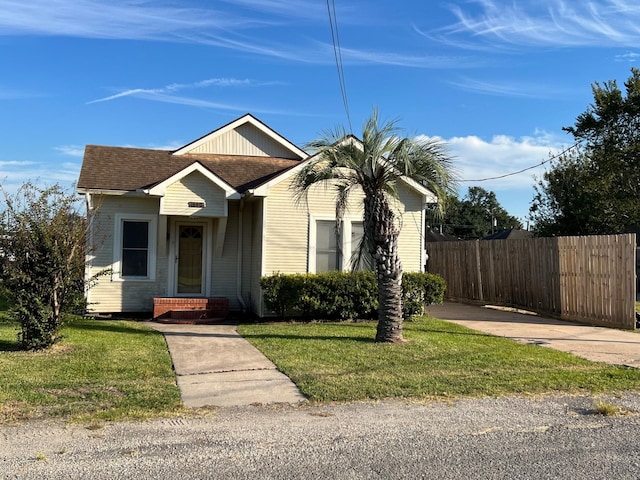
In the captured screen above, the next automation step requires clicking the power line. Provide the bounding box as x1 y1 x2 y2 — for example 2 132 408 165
326 0 352 133
460 142 582 182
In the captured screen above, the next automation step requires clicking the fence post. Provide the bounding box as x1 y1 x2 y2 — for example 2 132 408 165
475 240 483 301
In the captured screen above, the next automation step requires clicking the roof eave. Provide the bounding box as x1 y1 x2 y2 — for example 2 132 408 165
77 188 149 197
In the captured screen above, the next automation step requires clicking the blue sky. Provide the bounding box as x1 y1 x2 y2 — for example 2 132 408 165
1 0 639 224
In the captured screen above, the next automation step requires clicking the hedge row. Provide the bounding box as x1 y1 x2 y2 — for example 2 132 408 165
260 271 446 320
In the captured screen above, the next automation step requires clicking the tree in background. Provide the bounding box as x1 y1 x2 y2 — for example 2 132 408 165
293 109 457 343
0 182 90 350
433 186 522 239
530 68 640 236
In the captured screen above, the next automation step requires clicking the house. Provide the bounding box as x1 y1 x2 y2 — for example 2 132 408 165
425 227 461 243
77 114 435 319
482 228 533 241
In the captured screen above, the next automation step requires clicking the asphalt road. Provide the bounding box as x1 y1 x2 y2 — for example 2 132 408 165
2 394 640 479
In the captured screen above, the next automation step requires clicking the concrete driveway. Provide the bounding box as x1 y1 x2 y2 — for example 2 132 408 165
427 302 640 368
147 322 305 408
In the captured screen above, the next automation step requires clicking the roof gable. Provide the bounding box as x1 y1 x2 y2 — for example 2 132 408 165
148 162 240 199
173 113 307 160
251 136 437 202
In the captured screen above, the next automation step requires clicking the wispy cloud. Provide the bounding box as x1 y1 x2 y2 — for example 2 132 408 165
615 51 640 62
449 77 571 99
0 160 36 167
218 0 329 21
336 45 481 69
0 0 261 40
0 0 474 68
87 78 274 104
0 0 316 62
428 0 640 49
99 91 296 115
0 159 81 190
191 34 454 68
54 145 85 157
87 77 302 114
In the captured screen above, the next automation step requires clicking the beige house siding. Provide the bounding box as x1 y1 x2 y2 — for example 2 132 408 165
161 171 227 217
263 177 426 276
238 201 255 311
87 195 167 313
394 182 426 272
247 200 264 314
263 179 318 274
209 202 241 310
189 123 298 158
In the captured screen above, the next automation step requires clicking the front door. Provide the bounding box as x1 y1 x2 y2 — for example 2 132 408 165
177 224 204 295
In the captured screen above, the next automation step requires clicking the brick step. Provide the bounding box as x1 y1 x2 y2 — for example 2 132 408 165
155 315 226 325
169 309 214 319
153 297 229 320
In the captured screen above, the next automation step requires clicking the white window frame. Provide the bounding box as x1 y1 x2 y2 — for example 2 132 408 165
113 213 157 281
308 215 364 273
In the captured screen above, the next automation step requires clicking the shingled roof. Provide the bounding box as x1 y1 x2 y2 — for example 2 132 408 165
77 145 301 193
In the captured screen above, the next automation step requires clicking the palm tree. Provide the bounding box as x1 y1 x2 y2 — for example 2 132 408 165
293 109 457 342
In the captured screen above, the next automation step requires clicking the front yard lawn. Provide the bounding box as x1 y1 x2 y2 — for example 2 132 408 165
238 316 640 402
0 317 182 422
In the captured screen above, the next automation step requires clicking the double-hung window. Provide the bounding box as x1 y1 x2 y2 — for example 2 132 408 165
114 214 157 280
310 218 371 273
315 220 339 273
121 221 149 277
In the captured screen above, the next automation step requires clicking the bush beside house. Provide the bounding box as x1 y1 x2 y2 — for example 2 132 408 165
260 271 445 321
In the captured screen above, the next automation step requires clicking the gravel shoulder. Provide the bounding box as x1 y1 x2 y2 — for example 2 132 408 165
2 393 640 479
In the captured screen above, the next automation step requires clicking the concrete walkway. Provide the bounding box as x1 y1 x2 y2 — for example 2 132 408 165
427 303 640 368
147 322 306 408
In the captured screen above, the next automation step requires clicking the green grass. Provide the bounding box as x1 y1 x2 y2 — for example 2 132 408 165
636 301 639 313
238 317 640 402
0 317 182 423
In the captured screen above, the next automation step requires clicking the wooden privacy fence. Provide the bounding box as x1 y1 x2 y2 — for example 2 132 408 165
426 233 637 329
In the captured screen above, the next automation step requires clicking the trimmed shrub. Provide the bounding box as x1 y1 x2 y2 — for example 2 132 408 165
402 272 446 319
260 271 378 320
260 271 445 320
260 273 300 318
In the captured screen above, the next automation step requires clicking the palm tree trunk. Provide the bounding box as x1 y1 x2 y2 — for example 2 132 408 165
366 193 404 343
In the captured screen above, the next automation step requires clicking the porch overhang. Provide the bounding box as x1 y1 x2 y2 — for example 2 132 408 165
147 162 240 199
147 162 241 218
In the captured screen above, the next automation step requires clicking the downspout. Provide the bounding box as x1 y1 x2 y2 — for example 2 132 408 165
84 192 94 308
236 193 250 313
